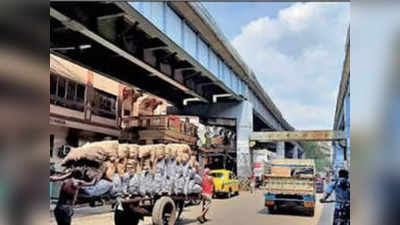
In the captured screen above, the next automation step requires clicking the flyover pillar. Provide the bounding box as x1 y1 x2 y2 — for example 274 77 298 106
176 101 253 178
292 145 299 159
276 142 285 159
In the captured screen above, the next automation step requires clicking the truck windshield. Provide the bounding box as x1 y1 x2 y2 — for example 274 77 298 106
210 173 224 178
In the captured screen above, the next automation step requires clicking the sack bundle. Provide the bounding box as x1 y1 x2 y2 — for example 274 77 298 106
83 140 119 161
61 141 202 198
126 144 140 175
62 145 107 166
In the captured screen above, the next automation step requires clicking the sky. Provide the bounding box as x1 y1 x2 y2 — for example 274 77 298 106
203 2 350 130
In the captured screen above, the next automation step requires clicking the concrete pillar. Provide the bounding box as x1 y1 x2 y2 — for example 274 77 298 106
292 145 299 159
276 142 285 159
333 142 344 172
178 101 253 178
199 154 205 170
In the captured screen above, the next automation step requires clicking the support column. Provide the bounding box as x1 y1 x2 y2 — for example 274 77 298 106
178 101 253 178
333 142 344 172
292 145 299 159
199 154 205 170
276 142 285 159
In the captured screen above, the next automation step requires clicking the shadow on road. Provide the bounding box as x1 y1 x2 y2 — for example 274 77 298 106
177 218 211 225
257 207 313 218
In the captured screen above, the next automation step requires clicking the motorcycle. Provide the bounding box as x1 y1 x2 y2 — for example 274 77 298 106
320 199 350 225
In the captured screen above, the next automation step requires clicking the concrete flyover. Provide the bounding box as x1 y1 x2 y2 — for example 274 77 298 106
50 2 303 177
332 27 350 172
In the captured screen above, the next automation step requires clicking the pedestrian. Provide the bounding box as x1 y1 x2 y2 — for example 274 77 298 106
197 168 213 224
50 169 97 225
250 172 256 194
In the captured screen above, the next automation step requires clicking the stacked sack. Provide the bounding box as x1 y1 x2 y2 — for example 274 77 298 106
61 141 203 198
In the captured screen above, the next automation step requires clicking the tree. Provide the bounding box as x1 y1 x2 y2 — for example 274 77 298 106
302 142 330 172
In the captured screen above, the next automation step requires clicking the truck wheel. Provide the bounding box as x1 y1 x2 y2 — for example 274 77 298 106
152 196 177 225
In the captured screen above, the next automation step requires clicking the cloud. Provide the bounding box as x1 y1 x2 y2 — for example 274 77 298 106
231 2 350 130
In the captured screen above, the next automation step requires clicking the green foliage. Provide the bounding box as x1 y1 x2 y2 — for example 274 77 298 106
302 142 330 172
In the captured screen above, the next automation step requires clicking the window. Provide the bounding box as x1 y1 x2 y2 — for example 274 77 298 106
76 85 85 102
66 81 76 101
50 74 57 95
57 77 66 98
93 89 117 119
210 173 224 178
50 73 85 111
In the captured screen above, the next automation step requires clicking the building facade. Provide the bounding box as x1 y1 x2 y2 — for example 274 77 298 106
50 54 167 166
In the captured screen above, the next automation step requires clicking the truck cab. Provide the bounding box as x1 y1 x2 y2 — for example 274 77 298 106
210 169 239 198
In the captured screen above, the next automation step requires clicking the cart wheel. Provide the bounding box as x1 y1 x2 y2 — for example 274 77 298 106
152 196 177 225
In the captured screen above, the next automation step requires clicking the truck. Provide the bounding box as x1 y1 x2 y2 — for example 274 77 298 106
263 159 316 216
252 149 277 187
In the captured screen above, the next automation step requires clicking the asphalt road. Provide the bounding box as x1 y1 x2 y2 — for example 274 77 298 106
49 191 331 225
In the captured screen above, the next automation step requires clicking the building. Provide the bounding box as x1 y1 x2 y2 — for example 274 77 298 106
50 54 167 166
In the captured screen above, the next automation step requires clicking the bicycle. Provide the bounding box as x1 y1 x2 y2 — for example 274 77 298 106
320 199 350 225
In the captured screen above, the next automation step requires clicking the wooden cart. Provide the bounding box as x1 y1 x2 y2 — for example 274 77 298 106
115 193 202 225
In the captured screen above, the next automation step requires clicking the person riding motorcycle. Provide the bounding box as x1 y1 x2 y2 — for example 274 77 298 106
320 169 350 224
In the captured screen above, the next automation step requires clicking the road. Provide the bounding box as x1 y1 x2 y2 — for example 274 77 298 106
49 191 330 225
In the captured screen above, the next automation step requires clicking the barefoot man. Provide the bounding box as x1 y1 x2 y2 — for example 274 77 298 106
197 168 213 224
50 169 97 225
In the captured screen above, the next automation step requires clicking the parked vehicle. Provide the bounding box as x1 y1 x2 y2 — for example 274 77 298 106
210 169 239 198
263 159 316 216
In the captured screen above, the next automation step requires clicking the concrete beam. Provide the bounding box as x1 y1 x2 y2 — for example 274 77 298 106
50 7 209 104
251 130 347 142
115 2 241 101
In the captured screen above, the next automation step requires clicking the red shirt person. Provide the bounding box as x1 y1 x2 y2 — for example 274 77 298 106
198 168 213 223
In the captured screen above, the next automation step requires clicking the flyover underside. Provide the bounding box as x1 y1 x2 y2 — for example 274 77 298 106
50 2 289 129
50 2 300 164
50 3 232 107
